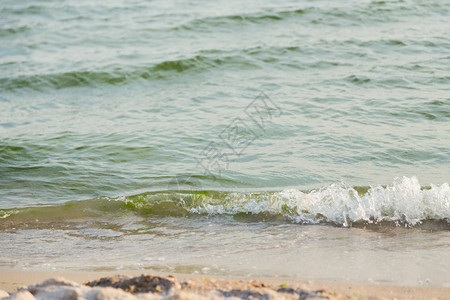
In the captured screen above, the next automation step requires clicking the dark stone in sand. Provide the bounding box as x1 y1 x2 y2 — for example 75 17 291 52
220 289 270 299
84 274 175 294
277 287 328 300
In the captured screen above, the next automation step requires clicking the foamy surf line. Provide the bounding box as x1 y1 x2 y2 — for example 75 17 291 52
192 176 449 227
1 176 449 229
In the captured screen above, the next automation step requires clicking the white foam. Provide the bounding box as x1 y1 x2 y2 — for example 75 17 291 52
189 177 450 226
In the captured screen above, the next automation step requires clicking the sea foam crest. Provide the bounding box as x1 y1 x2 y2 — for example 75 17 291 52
189 176 450 226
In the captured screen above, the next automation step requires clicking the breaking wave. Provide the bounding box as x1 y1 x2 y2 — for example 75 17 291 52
1 177 448 229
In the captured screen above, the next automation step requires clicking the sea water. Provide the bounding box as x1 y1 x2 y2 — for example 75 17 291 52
0 0 449 288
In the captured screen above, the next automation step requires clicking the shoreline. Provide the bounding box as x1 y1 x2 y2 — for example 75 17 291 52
1 268 448 299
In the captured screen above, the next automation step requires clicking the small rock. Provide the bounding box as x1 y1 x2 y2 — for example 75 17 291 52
165 291 209 300
85 287 139 300
0 290 9 298
7 290 36 300
34 287 80 300
85 274 175 294
27 277 79 293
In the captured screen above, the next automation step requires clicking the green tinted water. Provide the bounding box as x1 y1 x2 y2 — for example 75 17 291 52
1 0 449 206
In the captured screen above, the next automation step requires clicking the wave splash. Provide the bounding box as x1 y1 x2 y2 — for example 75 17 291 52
1 177 448 228
118 176 450 227
192 176 449 227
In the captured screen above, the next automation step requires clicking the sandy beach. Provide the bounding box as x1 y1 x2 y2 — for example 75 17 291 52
0 268 448 299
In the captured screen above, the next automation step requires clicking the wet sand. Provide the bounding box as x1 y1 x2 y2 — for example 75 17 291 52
0 268 448 299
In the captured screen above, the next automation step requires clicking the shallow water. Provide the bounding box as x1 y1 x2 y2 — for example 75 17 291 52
1 211 449 287
1 0 449 288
